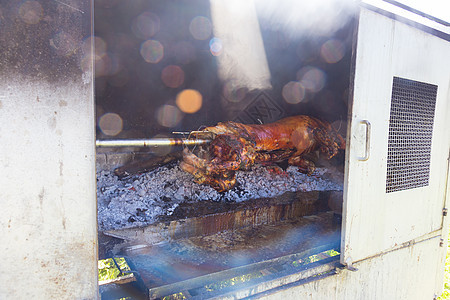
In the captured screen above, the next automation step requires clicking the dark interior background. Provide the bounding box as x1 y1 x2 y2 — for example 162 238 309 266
94 0 355 141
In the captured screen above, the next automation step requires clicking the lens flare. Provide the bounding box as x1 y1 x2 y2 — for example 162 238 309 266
140 40 164 63
132 12 160 39
80 55 92 73
19 1 43 25
94 53 111 77
176 89 203 114
80 36 114 75
297 67 326 93
81 36 107 57
50 31 79 57
99 113 123 136
156 105 183 127
161 65 185 88
320 39 345 63
209 38 223 56
189 16 212 40
282 81 305 104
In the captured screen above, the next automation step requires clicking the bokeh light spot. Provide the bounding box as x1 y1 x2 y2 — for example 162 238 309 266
156 105 183 127
189 16 212 40
19 1 43 25
297 67 326 93
209 38 223 56
161 65 185 88
282 81 305 104
80 36 122 78
176 89 203 114
99 113 123 136
94 52 122 77
140 40 164 63
223 82 247 103
132 12 160 39
94 53 111 77
94 37 107 57
81 36 116 76
320 39 345 64
50 31 79 57
81 36 107 57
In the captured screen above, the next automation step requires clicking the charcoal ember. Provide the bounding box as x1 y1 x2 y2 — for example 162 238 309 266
97 163 343 231
136 208 148 217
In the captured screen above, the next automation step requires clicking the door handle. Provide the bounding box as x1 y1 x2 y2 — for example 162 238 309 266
357 120 371 161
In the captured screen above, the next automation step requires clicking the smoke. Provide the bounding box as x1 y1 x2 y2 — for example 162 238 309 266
254 0 358 38
209 0 272 90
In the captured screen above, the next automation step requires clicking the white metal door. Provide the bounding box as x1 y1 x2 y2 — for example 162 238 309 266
342 6 450 264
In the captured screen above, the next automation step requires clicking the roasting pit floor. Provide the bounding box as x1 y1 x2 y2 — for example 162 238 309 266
99 190 342 299
98 155 344 299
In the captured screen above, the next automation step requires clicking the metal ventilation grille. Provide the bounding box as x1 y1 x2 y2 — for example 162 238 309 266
386 77 437 193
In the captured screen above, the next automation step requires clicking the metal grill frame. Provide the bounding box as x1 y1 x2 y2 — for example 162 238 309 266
386 77 438 193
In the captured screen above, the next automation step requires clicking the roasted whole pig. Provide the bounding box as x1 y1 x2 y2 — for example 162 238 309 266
180 115 346 192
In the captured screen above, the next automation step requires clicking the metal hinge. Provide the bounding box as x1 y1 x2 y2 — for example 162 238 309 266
443 208 448 216
440 239 445 247
344 257 358 272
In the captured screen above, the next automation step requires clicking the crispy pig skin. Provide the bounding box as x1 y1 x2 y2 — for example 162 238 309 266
181 115 345 192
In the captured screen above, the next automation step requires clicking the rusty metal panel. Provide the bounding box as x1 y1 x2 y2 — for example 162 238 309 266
0 1 97 299
342 6 450 265
103 191 332 246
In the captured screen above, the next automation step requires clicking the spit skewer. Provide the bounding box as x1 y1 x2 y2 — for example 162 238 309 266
95 136 211 148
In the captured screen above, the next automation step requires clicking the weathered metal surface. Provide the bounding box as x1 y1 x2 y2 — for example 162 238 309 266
102 191 334 250
124 211 340 299
342 6 450 264
256 236 444 300
437 150 450 294
0 1 97 299
148 247 340 299
210 257 340 300
362 0 450 37
0 1 90 83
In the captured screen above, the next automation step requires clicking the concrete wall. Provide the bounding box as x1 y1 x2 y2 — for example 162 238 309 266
0 1 98 299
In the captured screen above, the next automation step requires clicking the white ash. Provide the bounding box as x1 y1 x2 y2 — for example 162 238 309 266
97 164 342 231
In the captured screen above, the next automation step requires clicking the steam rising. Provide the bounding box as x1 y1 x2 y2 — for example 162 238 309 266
255 0 358 37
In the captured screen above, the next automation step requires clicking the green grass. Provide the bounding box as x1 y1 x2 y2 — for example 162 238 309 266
98 257 133 284
438 231 450 300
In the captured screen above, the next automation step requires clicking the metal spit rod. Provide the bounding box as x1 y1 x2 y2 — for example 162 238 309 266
95 137 211 148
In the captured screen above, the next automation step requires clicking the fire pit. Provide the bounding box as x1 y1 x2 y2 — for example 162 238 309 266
94 0 352 297
97 159 343 231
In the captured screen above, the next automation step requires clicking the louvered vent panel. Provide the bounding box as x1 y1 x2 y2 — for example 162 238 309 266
386 77 437 193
